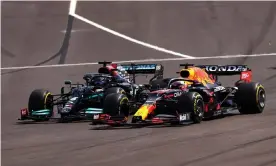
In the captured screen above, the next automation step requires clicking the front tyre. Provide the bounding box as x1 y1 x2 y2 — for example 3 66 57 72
28 89 53 121
177 92 204 123
103 93 129 117
235 82 266 114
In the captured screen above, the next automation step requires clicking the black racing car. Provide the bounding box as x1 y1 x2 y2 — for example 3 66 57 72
18 62 164 122
18 73 116 122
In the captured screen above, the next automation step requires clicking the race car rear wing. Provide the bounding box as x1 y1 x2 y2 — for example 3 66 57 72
117 63 164 83
197 65 253 83
179 63 252 82
118 64 163 74
98 61 163 74
195 65 251 75
98 61 164 83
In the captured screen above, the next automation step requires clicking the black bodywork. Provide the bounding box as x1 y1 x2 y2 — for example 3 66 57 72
18 62 165 122
18 75 109 122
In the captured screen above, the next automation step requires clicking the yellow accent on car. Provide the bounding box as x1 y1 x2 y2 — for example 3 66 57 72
44 92 51 109
120 97 128 105
256 84 264 103
134 105 149 120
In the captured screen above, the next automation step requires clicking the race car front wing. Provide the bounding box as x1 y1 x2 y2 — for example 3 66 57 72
90 113 193 128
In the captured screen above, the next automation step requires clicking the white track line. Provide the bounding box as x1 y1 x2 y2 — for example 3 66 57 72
70 13 194 59
1 53 276 71
69 0 77 15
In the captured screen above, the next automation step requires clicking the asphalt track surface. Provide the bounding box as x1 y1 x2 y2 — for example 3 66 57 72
2 1 276 166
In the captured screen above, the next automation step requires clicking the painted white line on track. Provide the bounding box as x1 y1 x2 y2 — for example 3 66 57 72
1 53 276 71
60 29 96 33
69 0 77 15
70 13 194 59
67 0 192 59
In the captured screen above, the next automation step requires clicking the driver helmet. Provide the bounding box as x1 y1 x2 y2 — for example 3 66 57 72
92 76 108 87
98 65 119 76
170 81 188 90
103 65 121 77
118 67 130 81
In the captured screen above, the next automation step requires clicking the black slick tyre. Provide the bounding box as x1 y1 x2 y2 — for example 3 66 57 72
177 92 204 123
235 82 266 114
28 89 53 121
104 87 125 98
103 93 129 117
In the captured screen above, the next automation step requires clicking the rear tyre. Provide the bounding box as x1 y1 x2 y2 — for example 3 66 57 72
28 89 53 121
235 82 266 114
177 92 204 124
103 93 129 117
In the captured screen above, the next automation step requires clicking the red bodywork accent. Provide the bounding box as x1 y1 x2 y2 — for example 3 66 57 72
107 120 115 124
240 71 252 83
216 104 221 110
211 74 214 79
209 97 214 104
21 108 29 117
110 63 117 69
164 94 174 98
96 114 127 125
98 64 119 76
99 114 110 120
208 74 216 82
147 104 157 115
180 84 188 90
204 104 209 112
151 117 164 124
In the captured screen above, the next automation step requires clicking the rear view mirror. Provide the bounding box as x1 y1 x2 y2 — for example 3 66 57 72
64 80 72 85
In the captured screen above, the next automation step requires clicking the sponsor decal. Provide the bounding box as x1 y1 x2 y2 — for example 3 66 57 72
204 65 247 72
21 108 28 116
214 86 226 92
179 113 190 121
156 65 162 70
121 64 156 71
214 110 222 116
173 91 182 97
93 114 100 119
241 72 249 79
240 71 252 82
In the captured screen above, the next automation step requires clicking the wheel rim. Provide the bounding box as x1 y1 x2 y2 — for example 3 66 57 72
45 94 53 110
118 98 129 116
258 89 265 108
196 100 204 118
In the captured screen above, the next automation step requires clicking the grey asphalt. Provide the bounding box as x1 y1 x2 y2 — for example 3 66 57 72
1 1 276 166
